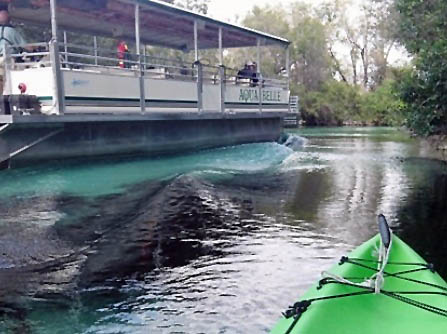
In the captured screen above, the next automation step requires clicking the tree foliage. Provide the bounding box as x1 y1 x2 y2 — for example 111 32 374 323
176 0 210 14
160 0 210 14
395 0 447 135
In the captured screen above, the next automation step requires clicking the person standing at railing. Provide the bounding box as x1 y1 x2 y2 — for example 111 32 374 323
250 61 259 87
0 4 33 94
117 40 130 69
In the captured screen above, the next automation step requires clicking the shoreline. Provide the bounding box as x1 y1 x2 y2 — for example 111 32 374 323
425 135 447 162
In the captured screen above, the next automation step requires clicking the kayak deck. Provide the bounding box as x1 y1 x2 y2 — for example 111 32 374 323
271 235 447 334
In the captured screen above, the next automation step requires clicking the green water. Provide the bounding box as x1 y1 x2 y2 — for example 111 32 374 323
0 127 445 333
0 142 291 198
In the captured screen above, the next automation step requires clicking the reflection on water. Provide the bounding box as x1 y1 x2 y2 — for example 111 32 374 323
0 127 445 333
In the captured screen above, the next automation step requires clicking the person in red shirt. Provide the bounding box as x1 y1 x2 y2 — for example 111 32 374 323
117 40 130 68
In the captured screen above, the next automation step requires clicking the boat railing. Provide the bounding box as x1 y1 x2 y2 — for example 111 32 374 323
60 42 200 82
5 41 198 82
223 66 288 90
6 42 52 69
5 42 288 90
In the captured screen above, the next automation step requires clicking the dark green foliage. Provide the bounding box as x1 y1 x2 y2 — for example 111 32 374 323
395 0 447 135
297 79 404 126
362 79 405 126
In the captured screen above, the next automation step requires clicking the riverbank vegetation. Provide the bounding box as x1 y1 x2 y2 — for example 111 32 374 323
235 0 446 136
237 1 403 127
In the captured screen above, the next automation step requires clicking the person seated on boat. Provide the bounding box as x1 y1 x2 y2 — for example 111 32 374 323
236 62 253 85
0 5 34 94
117 40 130 69
179 64 189 75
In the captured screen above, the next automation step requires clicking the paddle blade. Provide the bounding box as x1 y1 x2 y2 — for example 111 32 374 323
378 214 391 248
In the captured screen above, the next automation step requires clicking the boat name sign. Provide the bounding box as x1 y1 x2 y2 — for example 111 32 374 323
239 88 281 103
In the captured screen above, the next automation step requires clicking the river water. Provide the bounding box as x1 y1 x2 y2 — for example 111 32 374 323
0 127 446 333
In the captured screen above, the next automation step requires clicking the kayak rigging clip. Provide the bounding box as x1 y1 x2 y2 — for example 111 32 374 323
283 300 311 319
426 263 436 273
282 300 312 334
317 277 333 290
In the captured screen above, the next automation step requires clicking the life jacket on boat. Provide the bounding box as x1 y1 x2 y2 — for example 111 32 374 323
117 41 130 68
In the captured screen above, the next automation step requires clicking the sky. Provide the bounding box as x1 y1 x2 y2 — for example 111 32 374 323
207 0 296 22
207 0 407 66
207 0 364 23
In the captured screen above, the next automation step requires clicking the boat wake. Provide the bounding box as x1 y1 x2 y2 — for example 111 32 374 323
280 133 309 151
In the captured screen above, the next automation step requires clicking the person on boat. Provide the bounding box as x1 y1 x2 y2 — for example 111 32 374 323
250 61 259 87
0 5 33 94
117 40 130 69
236 62 252 85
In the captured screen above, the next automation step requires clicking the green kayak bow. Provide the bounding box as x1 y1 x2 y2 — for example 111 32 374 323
271 215 447 334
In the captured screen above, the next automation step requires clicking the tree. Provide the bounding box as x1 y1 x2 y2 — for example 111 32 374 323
159 0 210 14
395 0 447 135
319 0 400 89
176 0 210 14
236 5 290 77
240 4 332 90
289 3 333 91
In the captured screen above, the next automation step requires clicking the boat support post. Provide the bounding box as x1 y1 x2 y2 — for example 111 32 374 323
218 27 225 113
50 0 65 115
135 3 145 113
196 60 203 113
194 20 203 112
257 38 262 113
4 45 12 95
285 45 290 91
194 20 199 62
63 31 68 63
93 36 98 66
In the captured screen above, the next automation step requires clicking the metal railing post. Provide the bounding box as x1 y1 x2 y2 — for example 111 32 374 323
219 65 225 113
3 45 12 95
257 38 262 113
143 44 147 71
194 20 199 62
63 31 68 63
93 36 98 66
49 40 65 115
258 73 263 113
218 27 223 66
285 45 290 91
135 3 145 113
50 0 65 115
195 61 203 112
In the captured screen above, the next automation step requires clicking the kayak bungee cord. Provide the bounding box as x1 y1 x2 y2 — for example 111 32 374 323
319 214 393 293
282 263 447 334
339 256 447 292
280 215 447 334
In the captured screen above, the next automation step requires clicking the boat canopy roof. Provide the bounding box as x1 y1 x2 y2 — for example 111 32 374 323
2 0 290 50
